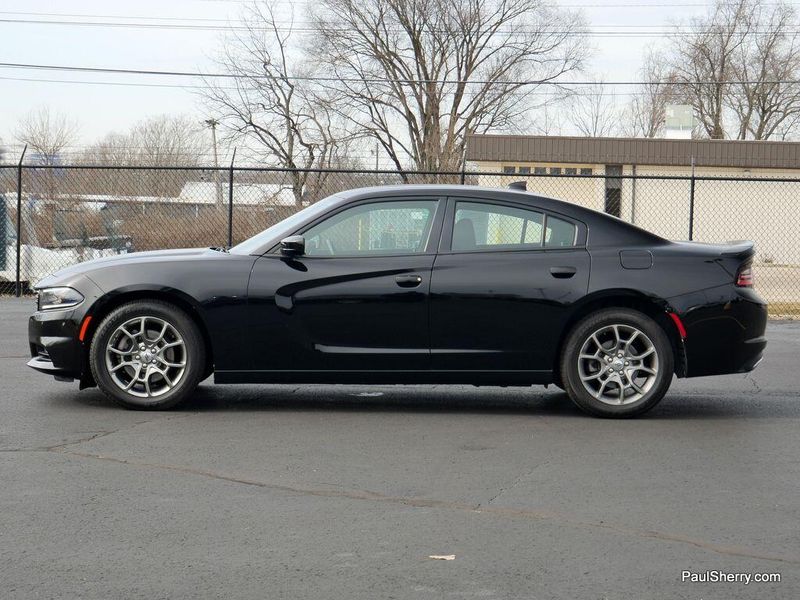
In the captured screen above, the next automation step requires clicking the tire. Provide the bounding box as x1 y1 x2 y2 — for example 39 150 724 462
89 300 206 410
560 308 674 418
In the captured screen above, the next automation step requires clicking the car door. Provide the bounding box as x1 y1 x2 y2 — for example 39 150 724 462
430 197 590 372
245 197 444 373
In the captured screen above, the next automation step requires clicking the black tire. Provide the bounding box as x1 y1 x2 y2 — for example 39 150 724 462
89 300 206 410
560 308 674 418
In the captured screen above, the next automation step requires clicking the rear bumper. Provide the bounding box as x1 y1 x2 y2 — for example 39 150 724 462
676 286 767 377
28 309 85 379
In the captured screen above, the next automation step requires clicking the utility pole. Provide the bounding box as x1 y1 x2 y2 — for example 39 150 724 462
204 119 223 208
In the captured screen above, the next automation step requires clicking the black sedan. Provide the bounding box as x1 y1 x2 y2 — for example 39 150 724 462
28 185 767 417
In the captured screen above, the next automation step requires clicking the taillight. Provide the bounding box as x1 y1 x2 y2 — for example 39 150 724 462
736 263 754 287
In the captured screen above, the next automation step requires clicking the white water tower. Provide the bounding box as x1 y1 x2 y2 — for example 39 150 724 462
665 104 693 139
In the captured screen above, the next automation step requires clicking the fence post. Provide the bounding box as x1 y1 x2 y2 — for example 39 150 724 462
688 156 695 241
15 145 27 297
227 148 236 248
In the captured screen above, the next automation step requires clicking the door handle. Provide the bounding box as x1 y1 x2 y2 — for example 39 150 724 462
550 266 577 279
395 274 423 288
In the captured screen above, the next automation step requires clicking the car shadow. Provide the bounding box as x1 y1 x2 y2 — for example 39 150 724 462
56 384 800 420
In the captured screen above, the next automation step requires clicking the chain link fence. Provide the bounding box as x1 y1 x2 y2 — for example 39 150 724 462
1 164 798 317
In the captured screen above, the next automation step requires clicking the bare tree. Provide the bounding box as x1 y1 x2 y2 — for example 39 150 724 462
81 115 205 197
622 50 681 138
15 107 79 165
310 0 587 174
531 102 566 136
669 0 753 139
727 1 800 139
85 115 205 167
569 79 620 137
201 1 347 205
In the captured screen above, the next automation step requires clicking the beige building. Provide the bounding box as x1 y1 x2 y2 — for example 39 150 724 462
465 134 800 271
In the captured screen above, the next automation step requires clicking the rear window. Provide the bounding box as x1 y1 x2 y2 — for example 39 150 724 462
545 216 577 247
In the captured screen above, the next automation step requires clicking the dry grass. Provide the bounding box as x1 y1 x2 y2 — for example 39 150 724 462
768 302 800 319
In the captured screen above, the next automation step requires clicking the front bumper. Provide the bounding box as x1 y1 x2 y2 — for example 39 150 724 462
28 309 85 380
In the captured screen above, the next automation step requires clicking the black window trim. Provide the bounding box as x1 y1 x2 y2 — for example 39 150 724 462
266 195 446 258
439 197 585 255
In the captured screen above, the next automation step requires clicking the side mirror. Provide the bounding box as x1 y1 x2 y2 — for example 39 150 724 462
280 235 305 256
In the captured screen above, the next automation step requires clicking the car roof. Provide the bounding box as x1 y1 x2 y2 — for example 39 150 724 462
336 185 665 247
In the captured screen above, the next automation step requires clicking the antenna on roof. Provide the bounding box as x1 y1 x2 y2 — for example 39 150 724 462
508 181 527 191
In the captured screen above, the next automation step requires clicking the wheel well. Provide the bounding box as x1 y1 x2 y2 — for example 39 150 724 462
80 291 214 386
554 294 685 381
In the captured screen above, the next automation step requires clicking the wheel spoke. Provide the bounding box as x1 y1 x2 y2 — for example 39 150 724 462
108 346 133 356
633 366 657 376
625 330 639 348
144 371 152 397
123 364 141 390
595 378 610 399
110 361 134 373
157 357 185 368
580 370 604 382
628 377 645 395
152 322 169 344
630 347 655 360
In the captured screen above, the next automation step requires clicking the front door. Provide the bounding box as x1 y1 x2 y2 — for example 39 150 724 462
430 198 590 373
245 198 443 373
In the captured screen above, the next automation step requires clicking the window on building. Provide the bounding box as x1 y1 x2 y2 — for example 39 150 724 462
604 165 623 218
533 167 546 175
580 168 593 175
565 167 577 175
550 167 562 175
503 166 516 174
451 201 545 252
518 166 531 174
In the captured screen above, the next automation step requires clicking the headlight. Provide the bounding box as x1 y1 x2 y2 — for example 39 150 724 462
37 287 85 311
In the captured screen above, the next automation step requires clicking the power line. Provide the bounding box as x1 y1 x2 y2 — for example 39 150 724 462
5 16 800 37
0 74 662 95
2 61 800 86
3 9 798 29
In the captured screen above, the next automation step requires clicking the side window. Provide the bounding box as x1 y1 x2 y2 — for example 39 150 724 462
303 200 437 256
545 216 577 247
452 202 544 252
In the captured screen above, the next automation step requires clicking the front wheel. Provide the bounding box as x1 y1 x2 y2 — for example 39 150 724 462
90 300 206 410
560 308 674 418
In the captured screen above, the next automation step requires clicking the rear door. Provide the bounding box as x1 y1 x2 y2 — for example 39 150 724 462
430 197 590 372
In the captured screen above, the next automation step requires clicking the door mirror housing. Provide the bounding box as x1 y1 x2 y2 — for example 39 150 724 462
280 235 305 256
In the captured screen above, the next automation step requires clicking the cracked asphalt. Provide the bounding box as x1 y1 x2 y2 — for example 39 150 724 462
1 297 799 600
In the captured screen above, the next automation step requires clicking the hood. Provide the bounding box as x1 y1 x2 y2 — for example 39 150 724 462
34 248 217 288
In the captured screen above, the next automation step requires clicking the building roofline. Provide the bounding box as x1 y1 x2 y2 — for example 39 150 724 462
465 134 800 169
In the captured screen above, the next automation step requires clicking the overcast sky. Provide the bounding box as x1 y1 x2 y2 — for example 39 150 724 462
0 0 713 161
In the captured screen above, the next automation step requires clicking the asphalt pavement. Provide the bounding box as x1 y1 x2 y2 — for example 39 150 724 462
1 297 799 600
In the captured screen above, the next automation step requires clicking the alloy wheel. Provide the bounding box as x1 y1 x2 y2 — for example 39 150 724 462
576 323 659 405
104 315 187 398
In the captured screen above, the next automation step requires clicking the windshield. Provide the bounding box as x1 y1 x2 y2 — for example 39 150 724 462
229 194 342 255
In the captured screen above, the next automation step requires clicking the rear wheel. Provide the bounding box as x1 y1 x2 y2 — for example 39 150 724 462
560 308 673 418
90 300 206 410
